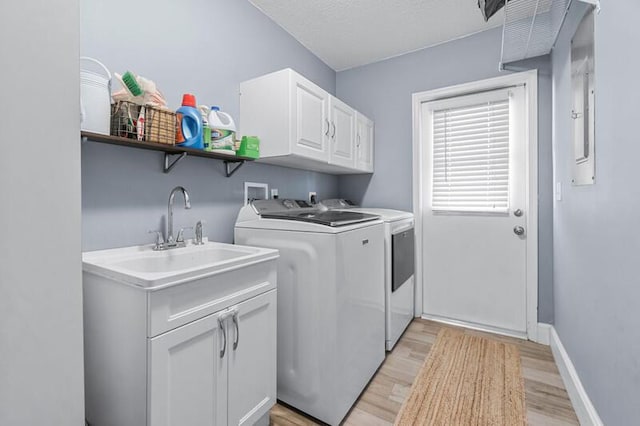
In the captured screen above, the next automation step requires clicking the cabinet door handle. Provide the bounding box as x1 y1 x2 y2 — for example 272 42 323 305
331 122 336 138
218 317 227 358
324 119 330 136
232 311 239 350
356 133 361 147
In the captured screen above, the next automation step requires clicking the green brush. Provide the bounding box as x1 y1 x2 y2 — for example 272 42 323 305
121 71 143 96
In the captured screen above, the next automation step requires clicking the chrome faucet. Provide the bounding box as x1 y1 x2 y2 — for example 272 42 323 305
167 186 191 246
195 220 205 245
148 187 197 250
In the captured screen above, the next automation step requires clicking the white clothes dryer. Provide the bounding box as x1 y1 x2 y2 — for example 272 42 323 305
321 199 415 351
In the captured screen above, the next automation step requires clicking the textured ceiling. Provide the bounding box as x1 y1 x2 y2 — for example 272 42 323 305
248 0 504 71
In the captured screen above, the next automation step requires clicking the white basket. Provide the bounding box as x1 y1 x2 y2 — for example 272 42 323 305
80 57 112 134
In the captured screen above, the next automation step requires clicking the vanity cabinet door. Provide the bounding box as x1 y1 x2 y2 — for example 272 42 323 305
227 290 277 426
149 312 227 426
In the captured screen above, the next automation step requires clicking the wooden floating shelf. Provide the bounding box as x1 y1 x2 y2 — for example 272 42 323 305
81 131 254 176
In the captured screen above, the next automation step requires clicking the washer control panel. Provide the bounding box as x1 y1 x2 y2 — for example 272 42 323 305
252 199 313 214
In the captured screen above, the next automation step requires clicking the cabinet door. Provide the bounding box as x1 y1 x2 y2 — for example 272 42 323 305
329 96 356 169
228 290 277 426
291 74 330 161
356 113 374 172
149 312 227 426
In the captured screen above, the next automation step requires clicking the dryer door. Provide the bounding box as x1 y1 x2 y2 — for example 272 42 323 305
392 228 414 292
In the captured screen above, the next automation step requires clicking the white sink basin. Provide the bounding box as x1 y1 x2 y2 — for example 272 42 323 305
82 239 278 289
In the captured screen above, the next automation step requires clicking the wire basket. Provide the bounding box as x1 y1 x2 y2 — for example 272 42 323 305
110 101 177 145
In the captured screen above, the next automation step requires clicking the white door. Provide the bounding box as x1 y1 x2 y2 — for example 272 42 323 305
421 86 528 336
356 112 374 172
291 75 329 161
227 290 277 426
328 96 356 168
149 312 227 426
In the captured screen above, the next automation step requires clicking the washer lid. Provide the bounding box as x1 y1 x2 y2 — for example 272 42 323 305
346 208 413 222
261 210 380 227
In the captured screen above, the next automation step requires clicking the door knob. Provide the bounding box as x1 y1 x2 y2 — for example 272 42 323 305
514 209 523 217
513 226 525 236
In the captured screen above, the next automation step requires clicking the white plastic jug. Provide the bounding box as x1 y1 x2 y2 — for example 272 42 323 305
208 106 236 133
80 57 112 134
207 106 237 151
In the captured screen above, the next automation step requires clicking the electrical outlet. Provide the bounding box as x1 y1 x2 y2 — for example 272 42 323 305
271 188 278 199
309 192 317 204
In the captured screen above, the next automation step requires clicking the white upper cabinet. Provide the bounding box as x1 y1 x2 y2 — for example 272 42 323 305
356 112 374 173
328 96 356 169
291 75 330 162
240 68 373 174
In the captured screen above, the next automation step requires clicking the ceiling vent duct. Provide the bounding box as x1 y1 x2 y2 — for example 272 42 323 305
478 0 507 21
499 0 572 69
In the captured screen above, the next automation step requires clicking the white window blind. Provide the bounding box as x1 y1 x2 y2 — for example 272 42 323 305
431 94 510 213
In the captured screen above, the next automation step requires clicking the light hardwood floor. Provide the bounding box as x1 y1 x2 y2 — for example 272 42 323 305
270 319 578 425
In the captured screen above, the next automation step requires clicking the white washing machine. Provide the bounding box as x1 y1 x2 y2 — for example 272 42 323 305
321 199 415 351
234 199 385 426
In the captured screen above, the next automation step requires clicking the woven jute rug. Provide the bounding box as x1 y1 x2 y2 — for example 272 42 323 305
394 328 526 426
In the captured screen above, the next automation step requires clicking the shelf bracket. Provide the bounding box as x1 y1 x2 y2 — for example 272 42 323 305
164 152 187 173
224 161 245 177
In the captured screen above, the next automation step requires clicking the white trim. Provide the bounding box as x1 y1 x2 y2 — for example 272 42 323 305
244 182 269 206
422 314 527 340
411 70 539 340
536 322 552 345
550 326 604 426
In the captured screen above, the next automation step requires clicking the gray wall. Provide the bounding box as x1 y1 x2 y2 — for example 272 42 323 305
0 0 85 424
552 2 640 424
335 28 555 323
81 0 338 251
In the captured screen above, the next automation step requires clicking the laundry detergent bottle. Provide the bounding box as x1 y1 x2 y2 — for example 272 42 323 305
175 93 203 149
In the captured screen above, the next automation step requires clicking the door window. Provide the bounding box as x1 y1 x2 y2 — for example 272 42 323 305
429 89 512 213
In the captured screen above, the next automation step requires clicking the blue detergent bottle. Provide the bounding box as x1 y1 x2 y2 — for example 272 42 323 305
175 93 203 149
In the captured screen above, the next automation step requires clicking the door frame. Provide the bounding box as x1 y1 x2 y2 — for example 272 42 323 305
411 70 539 342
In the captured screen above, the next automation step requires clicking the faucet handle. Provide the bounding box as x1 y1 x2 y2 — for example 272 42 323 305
176 226 193 244
148 230 164 250
195 220 205 245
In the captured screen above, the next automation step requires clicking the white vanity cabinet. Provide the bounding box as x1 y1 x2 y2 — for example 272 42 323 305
149 290 277 426
83 246 278 426
240 68 373 174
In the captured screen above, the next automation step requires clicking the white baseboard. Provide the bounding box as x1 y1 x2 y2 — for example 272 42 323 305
536 323 551 345
421 314 528 340
550 326 603 426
